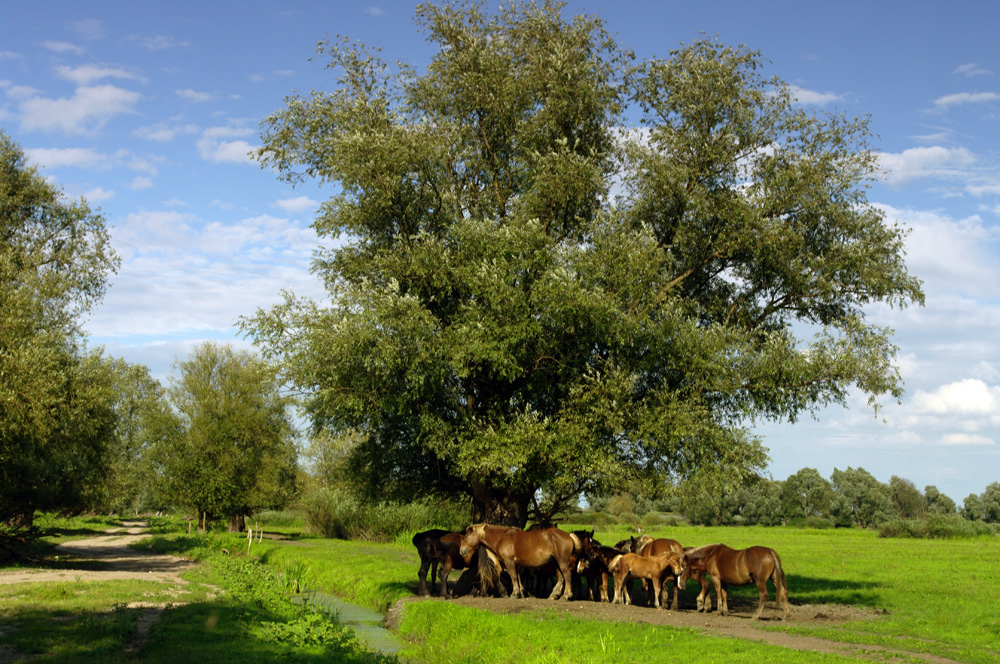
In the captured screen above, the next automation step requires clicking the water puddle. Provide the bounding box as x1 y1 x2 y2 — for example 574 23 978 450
295 591 409 659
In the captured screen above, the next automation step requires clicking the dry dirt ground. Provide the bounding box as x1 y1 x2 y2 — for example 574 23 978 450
0 521 196 660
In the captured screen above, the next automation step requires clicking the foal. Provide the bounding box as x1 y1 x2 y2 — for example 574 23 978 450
608 551 687 609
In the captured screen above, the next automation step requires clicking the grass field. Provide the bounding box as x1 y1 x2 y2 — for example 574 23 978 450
2 518 998 663
257 523 1000 663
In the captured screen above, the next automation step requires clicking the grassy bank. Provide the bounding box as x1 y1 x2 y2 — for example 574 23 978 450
256 523 1000 664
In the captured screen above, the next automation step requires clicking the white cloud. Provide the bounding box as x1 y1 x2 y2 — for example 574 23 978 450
275 196 318 213
25 146 112 170
787 85 845 106
72 19 106 41
197 126 257 164
177 89 213 103
16 84 141 134
133 122 199 142
940 433 996 446
131 176 154 190
42 40 85 55
55 64 141 86
934 92 1000 107
878 146 976 185
953 63 992 77
366 7 387 16
132 35 189 51
912 379 1000 416
84 186 115 202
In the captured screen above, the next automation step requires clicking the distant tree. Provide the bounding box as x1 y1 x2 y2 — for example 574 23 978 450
961 493 984 521
780 468 833 518
163 342 299 532
245 3 923 526
979 482 1000 523
889 475 925 519
734 477 783 526
94 358 183 514
924 485 956 515
830 467 893 528
1 131 119 538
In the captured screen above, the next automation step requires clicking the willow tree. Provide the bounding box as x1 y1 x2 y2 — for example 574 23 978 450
244 1 923 526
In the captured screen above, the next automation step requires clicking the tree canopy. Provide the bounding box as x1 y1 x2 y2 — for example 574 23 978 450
1 131 120 534
243 1 923 526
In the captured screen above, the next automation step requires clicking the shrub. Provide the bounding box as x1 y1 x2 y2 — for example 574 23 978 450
878 514 1000 539
300 488 469 541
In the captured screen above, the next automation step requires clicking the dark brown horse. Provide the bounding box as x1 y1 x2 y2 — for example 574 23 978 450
411 529 473 597
636 537 687 610
576 536 623 602
679 543 789 619
608 551 687 609
460 524 580 600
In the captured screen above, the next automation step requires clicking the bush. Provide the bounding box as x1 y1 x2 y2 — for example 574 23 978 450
878 514 1000 539
300 488 469 542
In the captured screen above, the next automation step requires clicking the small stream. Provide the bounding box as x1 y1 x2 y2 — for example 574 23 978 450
295 591 410 659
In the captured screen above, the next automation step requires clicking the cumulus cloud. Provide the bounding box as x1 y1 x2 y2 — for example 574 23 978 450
177 88 213 103
912 379 1000 416
25 146 112 170
42 40 85 55
72 19 106 41
55 64 142 86
84 186 115 202
953 63 992 77
275 196 318 213
940 433 995 446
878 146 976 185
133 122 199 142
934 92 1000 107
196 126 257 164
15 84 141 134
131 35 189 51
787 85 846 106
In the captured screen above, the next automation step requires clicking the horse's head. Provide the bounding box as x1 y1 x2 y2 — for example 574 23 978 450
675 552 689 590
459 523 485 558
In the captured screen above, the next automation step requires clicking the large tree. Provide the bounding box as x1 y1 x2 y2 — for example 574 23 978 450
163 342 298 532
243 2 923 526
1 131 119 535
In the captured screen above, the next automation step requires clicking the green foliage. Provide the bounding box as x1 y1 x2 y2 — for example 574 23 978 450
161 342 299 530
1 131 120 540
829 467 894 528
300 487 469 541
878 513 1000 539
244 3 923 526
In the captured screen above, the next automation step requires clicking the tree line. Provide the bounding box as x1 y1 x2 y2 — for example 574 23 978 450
587 467 1000 531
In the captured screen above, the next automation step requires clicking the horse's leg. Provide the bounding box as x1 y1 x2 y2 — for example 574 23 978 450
417 557 431 596
440 560 454 598
599 571 609 602
714 578 727 616
509 560 524 599
754 576 768 619
696 572 710 612
558 560 573 600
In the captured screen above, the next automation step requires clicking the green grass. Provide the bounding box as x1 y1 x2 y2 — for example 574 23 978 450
251 523 1000 664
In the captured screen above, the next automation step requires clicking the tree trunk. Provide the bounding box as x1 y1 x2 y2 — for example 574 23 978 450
4 510 34 530
228 514 246 533
470 479 532 528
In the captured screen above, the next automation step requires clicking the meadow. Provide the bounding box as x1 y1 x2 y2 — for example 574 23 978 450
1 517 998 663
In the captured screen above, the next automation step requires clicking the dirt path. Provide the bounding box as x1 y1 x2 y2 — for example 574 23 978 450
391 592 963 664
0 521 197 659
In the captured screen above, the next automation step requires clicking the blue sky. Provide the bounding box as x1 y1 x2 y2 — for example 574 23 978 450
3 1 999 505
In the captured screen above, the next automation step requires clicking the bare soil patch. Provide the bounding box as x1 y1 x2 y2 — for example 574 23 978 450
0 521 197 658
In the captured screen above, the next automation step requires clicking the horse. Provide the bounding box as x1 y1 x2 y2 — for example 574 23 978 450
460 523 580 600
575 536 622 602
636 537 687 610
614 534 654 553
679 543 789 619
608 551 687 609
411 529 473 597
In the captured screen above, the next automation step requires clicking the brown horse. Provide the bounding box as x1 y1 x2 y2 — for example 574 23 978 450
608 551 687 609
679 543 789 619
460 524 580 600
576 537 622 602
411 529 473 597
636 537 687 610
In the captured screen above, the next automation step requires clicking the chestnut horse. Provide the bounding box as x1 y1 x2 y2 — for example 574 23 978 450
608 551 687 609
679 543 789 619
637 538 687 610
576 537 623 602
411 529 473 597
460 524 580 600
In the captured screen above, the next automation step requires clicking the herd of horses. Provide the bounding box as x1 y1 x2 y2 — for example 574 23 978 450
412 524 789 620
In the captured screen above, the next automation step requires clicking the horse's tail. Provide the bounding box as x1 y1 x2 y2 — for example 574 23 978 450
608 554 623 574
477 544 501 595
771 549 789 616
568 531 582 556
